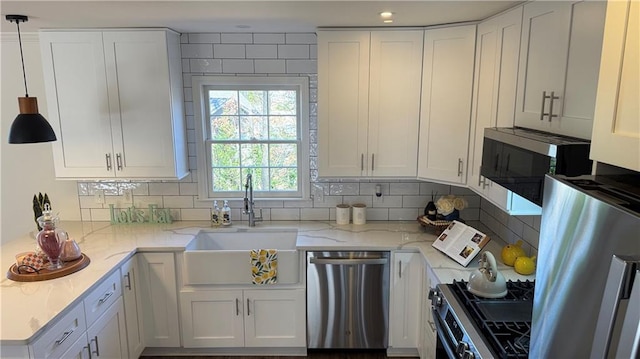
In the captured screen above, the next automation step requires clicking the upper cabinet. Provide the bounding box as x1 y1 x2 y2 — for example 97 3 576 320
318 30 423 177
40 29 189 180
514 1 606 139
590 0 640 172
417 25 476 184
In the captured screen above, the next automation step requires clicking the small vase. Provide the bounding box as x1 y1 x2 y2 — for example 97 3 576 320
36 205 64 270
424 201 437 220
443 209 460 221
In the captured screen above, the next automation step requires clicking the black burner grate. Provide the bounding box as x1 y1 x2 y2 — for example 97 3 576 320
451 280 534 359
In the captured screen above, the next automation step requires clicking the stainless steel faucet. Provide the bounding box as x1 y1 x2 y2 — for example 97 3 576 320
243 173 262 227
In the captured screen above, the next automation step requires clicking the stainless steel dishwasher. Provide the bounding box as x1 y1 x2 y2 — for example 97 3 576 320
306 251 390 349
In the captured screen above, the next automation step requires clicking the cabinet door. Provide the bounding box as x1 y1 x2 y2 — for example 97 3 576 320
244 289 306 348
39 31 114 178
516 1 605 139
591 0 640 171
318 31 370 177
420 265 438 359
86 297 128 359
59 333 90 359
121 256 145 357
30 302 87 359
418 25 476 184
138 252 180 347
103 31 186 179
180 290 245 348
368 30 423 177
389 252 423 349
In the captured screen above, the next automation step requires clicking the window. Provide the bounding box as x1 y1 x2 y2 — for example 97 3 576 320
193 76 309 199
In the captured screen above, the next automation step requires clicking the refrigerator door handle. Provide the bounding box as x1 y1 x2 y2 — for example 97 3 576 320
590 256 640 359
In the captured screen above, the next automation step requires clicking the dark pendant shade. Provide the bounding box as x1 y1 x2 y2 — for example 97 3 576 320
8 97 57 144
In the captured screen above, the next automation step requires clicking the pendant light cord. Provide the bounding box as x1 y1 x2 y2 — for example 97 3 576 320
15 19 29 97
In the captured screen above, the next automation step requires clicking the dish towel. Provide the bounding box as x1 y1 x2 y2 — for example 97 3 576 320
250 249 278 285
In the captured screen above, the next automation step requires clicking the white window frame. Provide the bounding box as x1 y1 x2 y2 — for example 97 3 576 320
193 76 310 200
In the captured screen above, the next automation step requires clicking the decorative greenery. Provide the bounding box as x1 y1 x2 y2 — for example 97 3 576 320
32 193 51 231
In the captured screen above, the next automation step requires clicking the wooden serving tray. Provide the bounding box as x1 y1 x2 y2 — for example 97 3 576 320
7 254 90 282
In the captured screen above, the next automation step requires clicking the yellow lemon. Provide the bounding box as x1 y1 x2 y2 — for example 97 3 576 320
501 240 526 266
514 256 536 275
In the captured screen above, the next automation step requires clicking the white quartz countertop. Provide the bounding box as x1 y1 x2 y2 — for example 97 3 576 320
0 220 533 345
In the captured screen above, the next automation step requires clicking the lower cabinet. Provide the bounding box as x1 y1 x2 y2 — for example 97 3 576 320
85 296 128 358
180 289 306 348
121 256 145 358
138 252 180 347
389 251 423 353
419 264 439 359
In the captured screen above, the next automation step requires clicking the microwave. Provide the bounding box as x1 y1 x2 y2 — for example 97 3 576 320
481 127 592 206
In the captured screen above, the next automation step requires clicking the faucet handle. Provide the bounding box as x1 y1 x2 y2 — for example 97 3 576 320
243 198 249 212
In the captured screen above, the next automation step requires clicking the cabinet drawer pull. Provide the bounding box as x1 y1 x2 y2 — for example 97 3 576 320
547 91 559 122
540 91 549 121
399 260 402 278
54 329 74 346
371 153 375 171
97 291 114 305
116 153 123 171
236 298 240 316
457 158 463 176
247 298 251 316
360 154 364 172
91 336 100 356
84 344 92 359
124 272 131 290
105 154 112 171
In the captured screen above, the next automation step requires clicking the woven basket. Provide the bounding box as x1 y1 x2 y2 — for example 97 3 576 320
417 215 462 235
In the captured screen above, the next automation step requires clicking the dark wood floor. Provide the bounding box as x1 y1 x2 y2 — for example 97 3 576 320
141 349 413 358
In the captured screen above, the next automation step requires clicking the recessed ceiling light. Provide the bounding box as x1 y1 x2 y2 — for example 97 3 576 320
383 19 394 23
380 11 393 18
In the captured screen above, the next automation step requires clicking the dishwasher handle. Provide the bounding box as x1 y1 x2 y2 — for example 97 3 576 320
309 257 388 265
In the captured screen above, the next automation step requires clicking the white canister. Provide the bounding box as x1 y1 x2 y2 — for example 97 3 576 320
352 203 367 225
336 204 351 225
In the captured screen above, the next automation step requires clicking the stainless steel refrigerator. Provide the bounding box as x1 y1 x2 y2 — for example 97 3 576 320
531 175 640 358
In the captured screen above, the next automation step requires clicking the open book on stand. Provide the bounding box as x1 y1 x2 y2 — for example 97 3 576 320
432 220 491 267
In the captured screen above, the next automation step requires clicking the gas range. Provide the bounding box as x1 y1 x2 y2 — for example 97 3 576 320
430 280 534 359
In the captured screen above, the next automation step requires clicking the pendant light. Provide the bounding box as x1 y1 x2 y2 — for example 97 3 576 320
6 14 57 144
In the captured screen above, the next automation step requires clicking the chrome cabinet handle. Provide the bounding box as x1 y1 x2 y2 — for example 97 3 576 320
360 154 364 171
540 91 549 121
398 260 402 279
105 154 112 171
116 153 123 170
247 298 251 316
309 257 388 265
98 291 114 305
84 344 92 359
236 298 240 316
55 329 74 345
124 272 131 290
91 336 100 356
547 91 559 122
371 153 375 171
457 158 463 177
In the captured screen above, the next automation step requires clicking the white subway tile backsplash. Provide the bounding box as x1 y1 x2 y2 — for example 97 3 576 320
182 59 190 72
285 33 317 44
460 208 480 221
189 33 221 44
79 196 103 209
389 208 420 221
246 45 277 58
372 195 403 208
419 182 451 196
149 183 179 196
284 199 313 208
163 196 195 208
367 208 390 221
186 129 196 143
507 216 525 237
313 195 343 208
271 208 300 220
181 33 189 44
450 186 476 195
301 208 330 220
255 60 285 73
278 44 309 58
81 208 92 221
222 59 254 73
214 44 246 58
254 33 285 44
343 196 373 208
390 183 420 195
181 208 211 220
329 183 359 195
179 182 198 196
310 45 317 59
133 196 164 208
181 44 213 58
286 59 316 73
221 33 253 44
190 58 222 73
402 195 429 208
77 183 89 196
90 209 112 221
186 115 195 130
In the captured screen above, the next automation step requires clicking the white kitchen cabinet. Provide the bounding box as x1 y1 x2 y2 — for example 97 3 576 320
180 289 306 348
40 29 188 180
419 264 439 359
30 302 87 359
59 333 90 359
468 7 541 215
121 256 145 358
138 252 180 347
85 296 128 358
590 0 640 172
514 1 606 139
417 25 476 185
318 30 423 177
389 252 423 354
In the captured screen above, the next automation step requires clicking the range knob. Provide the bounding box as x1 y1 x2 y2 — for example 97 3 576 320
462 350 475 359
428 288 442 307
456 341 470 357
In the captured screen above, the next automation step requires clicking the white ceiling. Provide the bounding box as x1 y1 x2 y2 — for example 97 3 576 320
1 1 522 33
